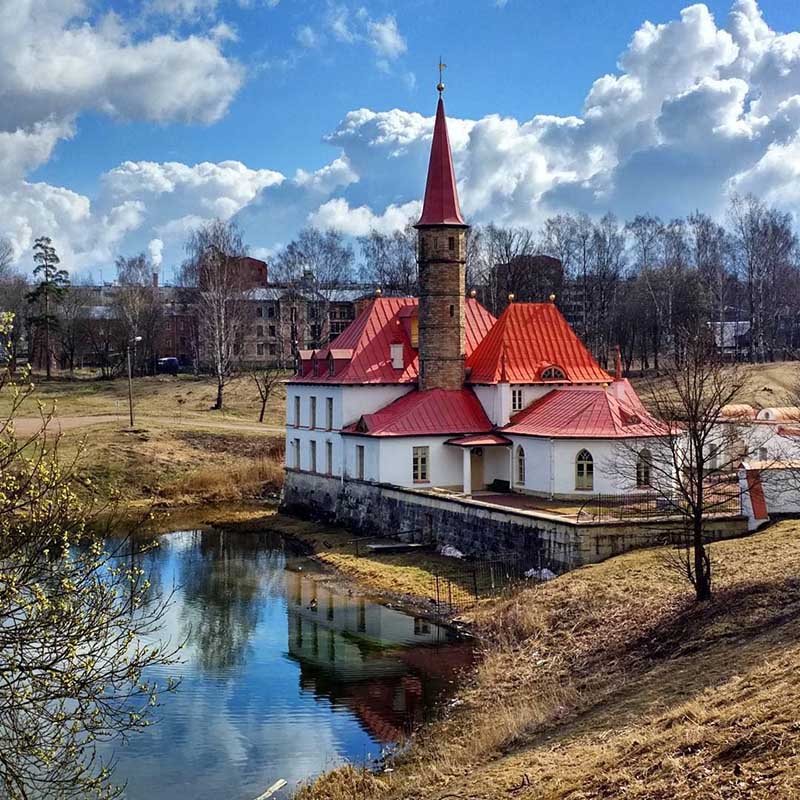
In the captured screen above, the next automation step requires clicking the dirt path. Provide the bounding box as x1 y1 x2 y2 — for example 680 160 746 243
6 414 285 437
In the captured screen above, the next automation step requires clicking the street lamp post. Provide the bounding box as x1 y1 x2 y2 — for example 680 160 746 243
127 335 143 428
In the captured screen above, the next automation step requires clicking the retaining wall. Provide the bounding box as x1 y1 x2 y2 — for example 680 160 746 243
281 469 749 571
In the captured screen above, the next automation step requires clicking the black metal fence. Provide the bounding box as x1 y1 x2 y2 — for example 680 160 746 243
429 554 557 614
577 487 742 523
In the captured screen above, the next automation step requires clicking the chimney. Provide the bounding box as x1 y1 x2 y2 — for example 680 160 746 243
152 271 159 288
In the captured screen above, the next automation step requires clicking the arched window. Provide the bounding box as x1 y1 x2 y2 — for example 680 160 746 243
541 366 566 381
636 448 652 488
575 449 594 491
516 445 526 485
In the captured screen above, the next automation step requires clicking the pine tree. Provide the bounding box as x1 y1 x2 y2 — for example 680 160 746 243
26 236 70 378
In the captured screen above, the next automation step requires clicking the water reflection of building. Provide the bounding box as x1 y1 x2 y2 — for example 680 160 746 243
285 571 472 743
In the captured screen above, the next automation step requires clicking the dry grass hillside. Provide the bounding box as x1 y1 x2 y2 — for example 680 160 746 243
300 520 800 800
633 359 800 410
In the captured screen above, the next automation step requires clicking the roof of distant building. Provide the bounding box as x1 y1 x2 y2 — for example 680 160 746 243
291 296 495 385
503 380 666 439
467 301 611 384
342 388 493 437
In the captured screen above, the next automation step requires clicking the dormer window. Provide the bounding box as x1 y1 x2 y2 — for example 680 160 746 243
328 353 335 376
541 366 566 381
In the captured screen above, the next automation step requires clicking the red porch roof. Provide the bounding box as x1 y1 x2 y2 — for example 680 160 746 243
467 302 611 384
291 296 495 385
343 388 493 437
503 380 666 439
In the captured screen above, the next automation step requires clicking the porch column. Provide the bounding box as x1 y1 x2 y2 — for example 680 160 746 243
462 448 472 495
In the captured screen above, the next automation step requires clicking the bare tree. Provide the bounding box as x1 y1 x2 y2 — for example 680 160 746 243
358 224 417 295
250 363 285 424
272 228 355 350
113 254 163 375
180 220 252 409
0 273 30 373
629 330 750 600
0 237 13 278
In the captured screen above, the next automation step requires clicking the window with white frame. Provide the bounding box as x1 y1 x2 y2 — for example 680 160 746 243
293 395 301 427
309 396 317 429
512 388 524 412
516 445 526 484
309 440 317 473
412 446 429 482
326 397 334 430
575 449 594 491
326 441 333 475
356 445 365 480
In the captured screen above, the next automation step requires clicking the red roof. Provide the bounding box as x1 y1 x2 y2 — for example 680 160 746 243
291 296 495 385
415 97 466 227
503 381 666 439
746 470 769 521
467 302 611 384
343 388 493 437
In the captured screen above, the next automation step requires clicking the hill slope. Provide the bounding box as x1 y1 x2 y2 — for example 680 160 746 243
300 520 800 799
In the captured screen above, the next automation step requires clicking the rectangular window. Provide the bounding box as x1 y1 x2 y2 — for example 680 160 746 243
326 440 333 475
256 325 264 338
257 343 265 356
268 324 276 338
309 440 317 473
267 304 275 318
412 446 429 483
448 236 455 250
326 397 334 430
294 395 301 427
269 343 277 355
309 396 317 429
292 438 301 469
257 306 263 318
356 445 365 480
512 388 524 412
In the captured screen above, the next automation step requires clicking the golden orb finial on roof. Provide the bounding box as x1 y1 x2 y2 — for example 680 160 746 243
375 287 383 297
437 57 446 94
469 288 477 298
508 293 515 303
549 293 556 303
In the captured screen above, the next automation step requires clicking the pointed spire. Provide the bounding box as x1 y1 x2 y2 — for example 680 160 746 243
415 95 466 227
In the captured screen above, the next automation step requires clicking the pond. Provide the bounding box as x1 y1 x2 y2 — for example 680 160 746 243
99 528 471 800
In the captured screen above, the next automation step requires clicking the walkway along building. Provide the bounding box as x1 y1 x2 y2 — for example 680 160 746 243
282 86 751 569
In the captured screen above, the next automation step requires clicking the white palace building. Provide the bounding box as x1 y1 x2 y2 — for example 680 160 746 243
282 88 666 507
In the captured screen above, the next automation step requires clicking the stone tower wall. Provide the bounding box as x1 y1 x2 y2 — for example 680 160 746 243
417 227 467 391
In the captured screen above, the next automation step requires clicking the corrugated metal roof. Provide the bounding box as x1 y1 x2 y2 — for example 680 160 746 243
343 388 493 437
466 302 611 384
291 296 495 385
504 380 666 439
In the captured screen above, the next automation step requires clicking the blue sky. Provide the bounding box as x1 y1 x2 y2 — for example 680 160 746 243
3 0 800 279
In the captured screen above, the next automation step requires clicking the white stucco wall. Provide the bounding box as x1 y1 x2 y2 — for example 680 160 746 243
284 382 413 478
376 437 463 488
507 436 655 497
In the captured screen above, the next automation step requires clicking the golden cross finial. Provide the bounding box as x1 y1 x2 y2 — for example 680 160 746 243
437 57 446 94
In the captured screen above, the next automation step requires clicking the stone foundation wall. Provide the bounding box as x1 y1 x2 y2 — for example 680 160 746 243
281 470 749 572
